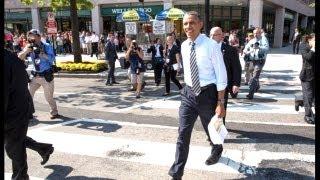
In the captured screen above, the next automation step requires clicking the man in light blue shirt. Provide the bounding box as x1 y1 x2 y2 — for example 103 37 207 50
168 11 227 180
243 27 269 99
18 29 60 119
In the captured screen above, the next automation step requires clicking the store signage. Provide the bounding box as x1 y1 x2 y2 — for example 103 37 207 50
112 7 152 14
153 20 166 34
125 22 137 35
101 5 163 16
46 12 57 34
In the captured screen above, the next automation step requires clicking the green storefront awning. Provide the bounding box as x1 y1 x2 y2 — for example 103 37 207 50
40 9 91 18
5 11 32 20
101 5 163 16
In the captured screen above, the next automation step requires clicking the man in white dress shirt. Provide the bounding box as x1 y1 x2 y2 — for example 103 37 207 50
168 11 227 180
90 32 100 58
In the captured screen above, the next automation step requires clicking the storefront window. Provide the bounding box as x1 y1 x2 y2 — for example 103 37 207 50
232 9 242 19
222 7 230 18
213 7 222 18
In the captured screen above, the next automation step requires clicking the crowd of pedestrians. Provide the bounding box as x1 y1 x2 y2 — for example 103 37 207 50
4 8 315 179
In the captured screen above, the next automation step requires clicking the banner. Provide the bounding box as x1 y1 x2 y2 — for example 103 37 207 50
125 22 137 35
153 20 166 35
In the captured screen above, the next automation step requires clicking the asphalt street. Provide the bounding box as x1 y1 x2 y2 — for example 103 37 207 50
5 52 315 179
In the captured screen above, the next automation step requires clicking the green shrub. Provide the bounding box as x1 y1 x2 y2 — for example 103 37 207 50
56 61 107 72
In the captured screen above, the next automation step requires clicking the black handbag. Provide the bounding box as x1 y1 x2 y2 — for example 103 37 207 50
44 69 54 82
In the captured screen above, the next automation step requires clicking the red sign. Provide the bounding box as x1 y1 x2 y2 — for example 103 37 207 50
47 12 57 34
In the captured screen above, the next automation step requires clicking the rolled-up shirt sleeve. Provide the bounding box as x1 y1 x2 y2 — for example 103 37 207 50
211 44 227 91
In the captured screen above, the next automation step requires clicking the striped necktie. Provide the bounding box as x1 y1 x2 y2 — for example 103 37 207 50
190 42 201 96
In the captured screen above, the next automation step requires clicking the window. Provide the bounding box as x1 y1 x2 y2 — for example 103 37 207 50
232 9 242 18
213 8 221 18
222 7 230 18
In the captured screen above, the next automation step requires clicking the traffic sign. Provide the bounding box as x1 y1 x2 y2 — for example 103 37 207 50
47 12 57 34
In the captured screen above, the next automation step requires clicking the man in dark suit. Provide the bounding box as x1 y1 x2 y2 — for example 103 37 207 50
291 28 301 54
147 38 164 86
105 32 119 86
5 49 54 180
210 27 242 125
299 34 315 124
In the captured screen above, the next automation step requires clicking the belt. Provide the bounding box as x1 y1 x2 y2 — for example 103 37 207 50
187 83 215 91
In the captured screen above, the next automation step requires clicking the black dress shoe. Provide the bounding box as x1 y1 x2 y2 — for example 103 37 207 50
105 82 111 86
304 117 315 124
171 177 182 180
50 114 61 119
40 146 54 165
246 94 253 100
205 144 223 165
162 93 170 96
112 82 120 84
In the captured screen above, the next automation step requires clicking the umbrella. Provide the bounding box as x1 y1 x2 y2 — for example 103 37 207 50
116 9 152 22
155 8 186 21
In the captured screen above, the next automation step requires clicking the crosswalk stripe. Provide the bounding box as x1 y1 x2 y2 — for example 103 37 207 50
128 99 301 114
27 118 314 175
5 173 43 180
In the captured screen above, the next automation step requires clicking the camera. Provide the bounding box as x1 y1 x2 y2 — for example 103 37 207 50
28 39 41 54
132 42 138 50
254 42 260 47
51 65 62 73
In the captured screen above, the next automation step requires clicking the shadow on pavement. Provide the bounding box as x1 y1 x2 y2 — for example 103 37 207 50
28 115 75 127
44 165 115 180
227 129 314 145
236 159 314 180
65 121 122 133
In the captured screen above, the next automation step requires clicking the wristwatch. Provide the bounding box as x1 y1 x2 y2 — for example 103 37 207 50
217 99 225 104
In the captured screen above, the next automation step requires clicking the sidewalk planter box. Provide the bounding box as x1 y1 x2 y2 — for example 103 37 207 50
56 61 108 73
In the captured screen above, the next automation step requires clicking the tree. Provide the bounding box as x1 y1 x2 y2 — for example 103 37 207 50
21 0 93 63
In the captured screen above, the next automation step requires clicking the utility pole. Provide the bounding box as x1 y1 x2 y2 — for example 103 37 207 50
204 0 210 35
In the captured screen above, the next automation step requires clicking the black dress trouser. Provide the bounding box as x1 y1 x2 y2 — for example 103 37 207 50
107 61 116 83
169 84 217 178
5 116 53 180
164 67 182 93
153 58 163 84
293 40 300 54
5 122 29 180
91 42 99 58
301 80 315 118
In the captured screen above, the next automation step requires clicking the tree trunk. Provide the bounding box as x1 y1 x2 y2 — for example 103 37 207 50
70 0 82 63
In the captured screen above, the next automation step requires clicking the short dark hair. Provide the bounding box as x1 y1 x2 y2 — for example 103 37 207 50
184 11 202 21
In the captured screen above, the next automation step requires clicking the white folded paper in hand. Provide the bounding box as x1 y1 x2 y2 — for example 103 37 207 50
172 63 182 70
208 114 228 144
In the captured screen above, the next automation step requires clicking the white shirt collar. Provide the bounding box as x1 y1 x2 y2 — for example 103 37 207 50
185 33 204 46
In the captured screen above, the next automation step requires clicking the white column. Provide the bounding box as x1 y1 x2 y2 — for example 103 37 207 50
290 12 298 42
31 7 41 31
91 4 103 35
273 7 285 48
248 0 263 28
163 0 173 10
301 16 308 28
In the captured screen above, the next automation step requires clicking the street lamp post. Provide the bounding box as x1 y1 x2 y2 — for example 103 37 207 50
204 0 210 35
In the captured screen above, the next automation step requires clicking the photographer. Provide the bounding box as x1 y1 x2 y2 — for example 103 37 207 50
243 27 269 99
18 29 60 119
125 40 145 98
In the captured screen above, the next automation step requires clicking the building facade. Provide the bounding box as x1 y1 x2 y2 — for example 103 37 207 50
5 0 314 47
